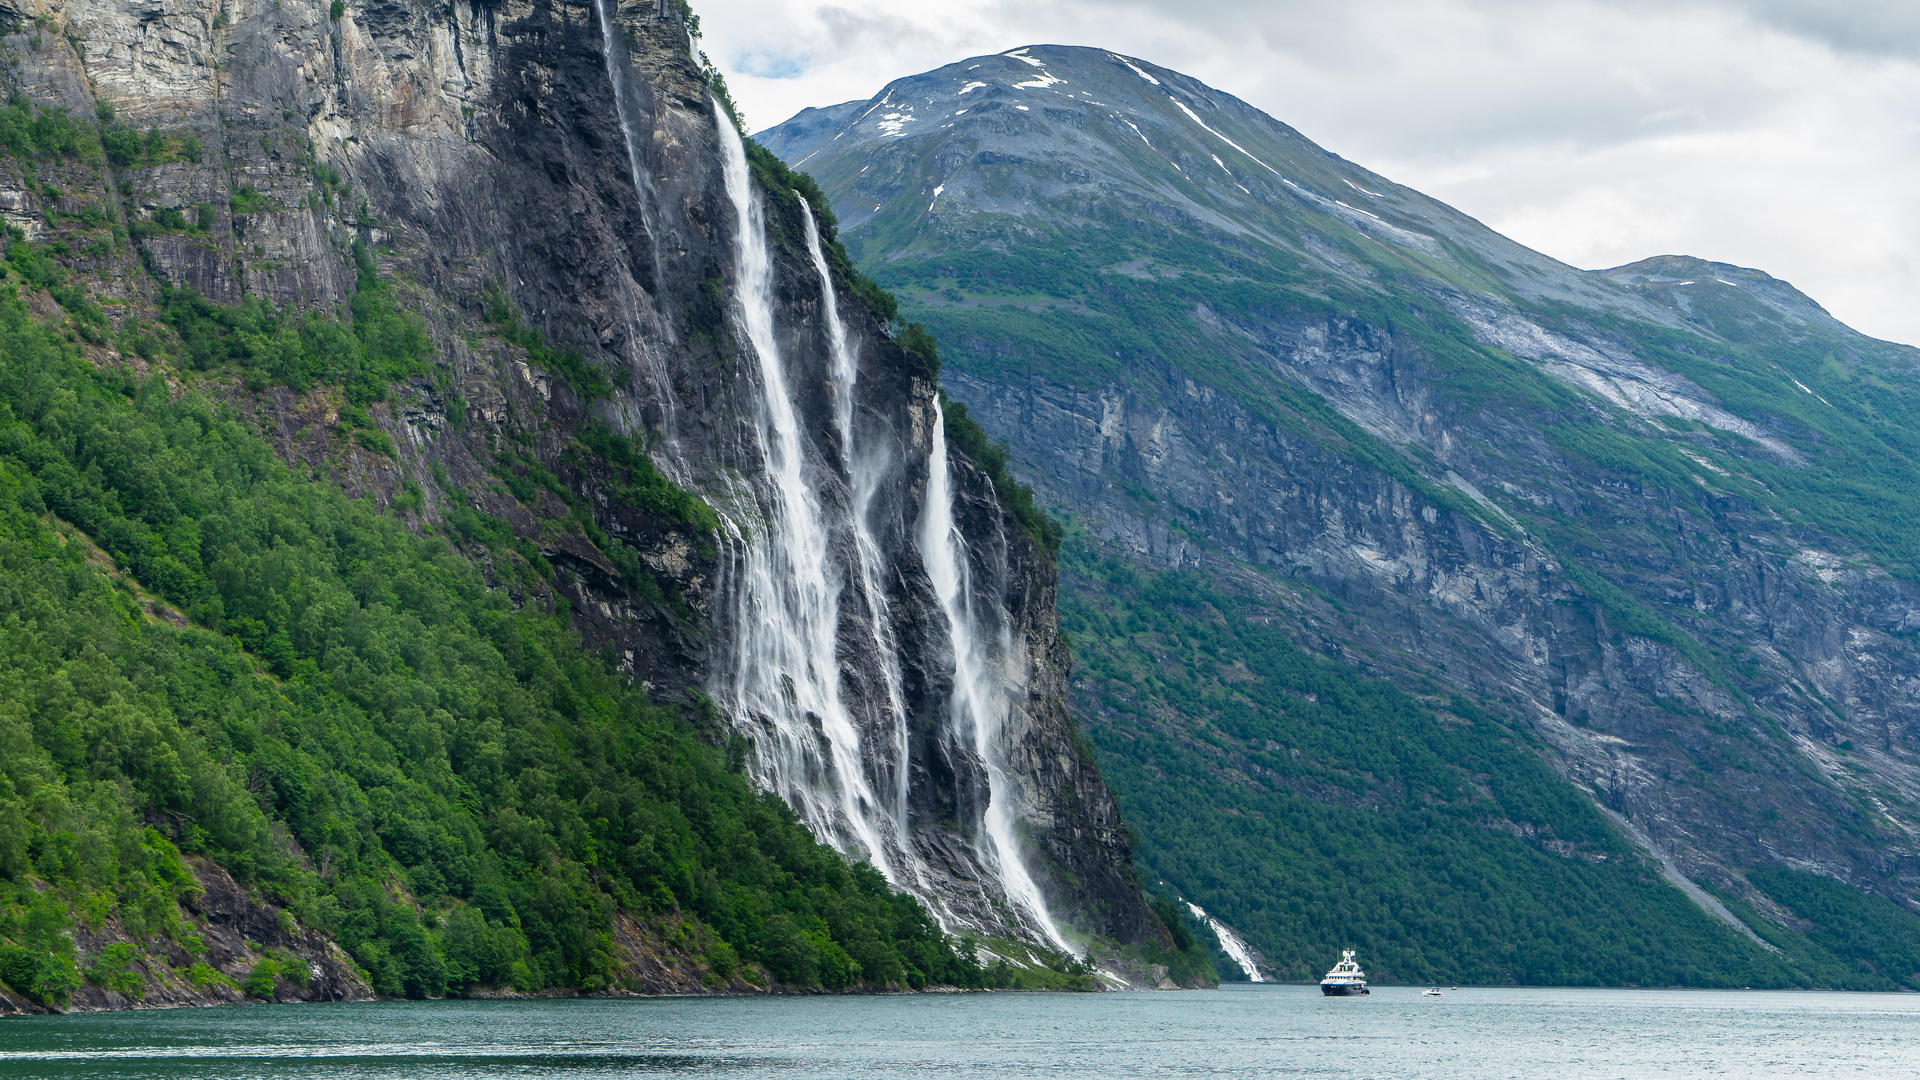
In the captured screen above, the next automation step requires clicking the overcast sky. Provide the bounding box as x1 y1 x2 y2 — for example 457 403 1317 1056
699 0 1920 347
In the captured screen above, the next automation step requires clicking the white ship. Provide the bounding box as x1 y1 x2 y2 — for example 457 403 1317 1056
1320 950 1369 996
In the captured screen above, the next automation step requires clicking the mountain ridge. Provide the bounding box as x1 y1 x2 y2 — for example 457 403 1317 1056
0 6 1203 1011
764 43 1920 987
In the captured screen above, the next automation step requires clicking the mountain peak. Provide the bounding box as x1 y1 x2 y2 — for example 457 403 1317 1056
760 43 1674 320
1600 254 1843 334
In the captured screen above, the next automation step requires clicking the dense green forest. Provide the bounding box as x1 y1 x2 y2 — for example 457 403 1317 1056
789 69 1920 990
0 252 1085 1005
1057 532 1920 989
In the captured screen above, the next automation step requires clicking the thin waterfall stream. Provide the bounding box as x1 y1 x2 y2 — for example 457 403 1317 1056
710 102 899 884
1184 901 1265 982
918 398 1073 954
592 0 682 448
797 201 912 844
592 0 664 283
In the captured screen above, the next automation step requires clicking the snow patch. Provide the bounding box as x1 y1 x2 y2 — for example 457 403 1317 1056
1004 48 1046 68
1715 278 1740 287
1205 154 1249 191
1342 177 1385 198
1286 186 1443 254
1015 104 1029 111
1014 73 1062 89
1112 54 1160 85
1167 96 1288 182
876 109 916 137
958 80 988 94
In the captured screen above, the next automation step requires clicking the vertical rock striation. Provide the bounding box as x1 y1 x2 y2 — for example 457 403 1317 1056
760 45 1920 926
13 3 1158 957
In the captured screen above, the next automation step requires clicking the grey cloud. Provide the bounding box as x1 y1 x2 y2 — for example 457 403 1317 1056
814 5 943 52
1716 0 1920 57
1023 0 1920 59
994 0 1784 161
709 0 1920 343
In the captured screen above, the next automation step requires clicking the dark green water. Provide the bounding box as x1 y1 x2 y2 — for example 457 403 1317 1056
1 984 1914 1078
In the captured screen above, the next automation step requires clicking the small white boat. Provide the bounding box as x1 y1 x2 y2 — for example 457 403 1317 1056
1422 988 1443 997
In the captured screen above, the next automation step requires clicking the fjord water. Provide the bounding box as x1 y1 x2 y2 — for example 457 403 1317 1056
3 988 1914 1078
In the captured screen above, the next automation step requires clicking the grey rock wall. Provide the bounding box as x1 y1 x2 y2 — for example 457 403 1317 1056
6 0 1159 963
945 321 1920 913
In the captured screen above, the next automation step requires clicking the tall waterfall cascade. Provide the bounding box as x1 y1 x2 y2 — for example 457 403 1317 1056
691 103 1071 953
918 399 1076 954
798 201 913 842
709 102 900 883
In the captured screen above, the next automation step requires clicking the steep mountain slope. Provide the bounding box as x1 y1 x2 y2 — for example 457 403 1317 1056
0 7 1195 1010
764 45 1920 986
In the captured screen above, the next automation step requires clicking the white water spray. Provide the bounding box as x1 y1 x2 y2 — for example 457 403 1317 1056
594 0 662 265
700 98 1069 953
591 0 681 447
919 397 1073 954
798 201 912 837
1184 900 1265 982
711 101 898 882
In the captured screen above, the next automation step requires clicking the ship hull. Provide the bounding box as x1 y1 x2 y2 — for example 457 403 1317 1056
1320 983 1369 996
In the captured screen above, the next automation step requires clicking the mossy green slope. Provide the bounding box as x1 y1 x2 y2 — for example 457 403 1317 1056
0 255 1054 1004
764 45 1920 986
1061 533 1920 988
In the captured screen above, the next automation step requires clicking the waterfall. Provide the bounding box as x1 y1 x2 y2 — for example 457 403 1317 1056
798 201 911 837
702 98 1065 954
593 0 662 271
1184 900 1266 982
593 0 682 450
918 397 1073 954
710 101 899 882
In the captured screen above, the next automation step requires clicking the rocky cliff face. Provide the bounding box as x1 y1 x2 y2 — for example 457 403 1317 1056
762 45 1920 936
0 3 1158 976
0 859 369 1015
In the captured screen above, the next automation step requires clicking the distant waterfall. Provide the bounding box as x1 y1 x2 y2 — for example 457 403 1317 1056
1184 900 1266 982
710 102 899 882
798 201 912 838
592 0 678 442
593 0 662 276
918 398 1072 953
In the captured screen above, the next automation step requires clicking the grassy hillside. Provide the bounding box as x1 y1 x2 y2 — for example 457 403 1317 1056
763 45 1920 987
1059 531 1920 988
0 246 1075 1004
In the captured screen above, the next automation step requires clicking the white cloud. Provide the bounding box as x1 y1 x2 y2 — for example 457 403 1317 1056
703 0 1920 346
